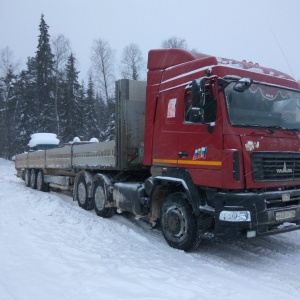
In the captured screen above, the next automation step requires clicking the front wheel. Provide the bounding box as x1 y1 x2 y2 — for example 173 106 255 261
160 193 201 251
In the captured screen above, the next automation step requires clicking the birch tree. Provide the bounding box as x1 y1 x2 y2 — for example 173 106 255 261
120 43 144 80
90 38 115 102
0 47 20 77
52 34 71 135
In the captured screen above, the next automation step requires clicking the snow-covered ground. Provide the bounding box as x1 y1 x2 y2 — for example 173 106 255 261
1 158 300 300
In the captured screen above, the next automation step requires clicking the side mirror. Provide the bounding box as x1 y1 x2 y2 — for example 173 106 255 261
199 78 205 93
199 79 206 108
233 78 253 92
188 107 204 122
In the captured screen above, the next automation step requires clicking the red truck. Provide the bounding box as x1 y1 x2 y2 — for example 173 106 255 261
16 49 300 251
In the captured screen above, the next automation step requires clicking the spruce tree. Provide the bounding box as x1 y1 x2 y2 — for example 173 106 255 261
94 93 108 141
102 98 115 141
61 53 83 143
77 82 86 139
0 68 17 158
84 76 100 139
35 14 56 133
0 76 5 157
55 69 66 138
14 57 38 154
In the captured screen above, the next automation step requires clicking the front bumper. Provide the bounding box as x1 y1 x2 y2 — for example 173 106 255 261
211 189 300 240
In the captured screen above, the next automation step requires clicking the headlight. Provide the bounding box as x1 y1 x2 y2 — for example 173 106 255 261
219 210 251 222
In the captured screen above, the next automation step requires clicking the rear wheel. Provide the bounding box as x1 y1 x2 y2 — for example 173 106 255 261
30 169 37 189
24 169 31 187
21 170 25 181
160 193 201 251
75 174 94 210
36 170 49 192
93 177 115 218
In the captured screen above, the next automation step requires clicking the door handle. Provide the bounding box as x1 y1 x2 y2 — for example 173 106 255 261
178 152 188 158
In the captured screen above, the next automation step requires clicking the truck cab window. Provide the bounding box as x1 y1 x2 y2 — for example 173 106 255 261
184 79 216 124
225 82 300 130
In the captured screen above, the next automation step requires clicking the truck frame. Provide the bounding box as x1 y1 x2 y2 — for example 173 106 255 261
16 49 300 251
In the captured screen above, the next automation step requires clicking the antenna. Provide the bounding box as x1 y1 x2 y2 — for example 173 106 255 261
269 26 295 78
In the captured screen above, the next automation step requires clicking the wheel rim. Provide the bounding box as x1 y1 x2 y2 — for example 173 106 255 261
94 185 105 210
77 182 86 204
165 205 187 239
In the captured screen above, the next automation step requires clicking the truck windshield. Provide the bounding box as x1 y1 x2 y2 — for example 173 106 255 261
225 82 300 130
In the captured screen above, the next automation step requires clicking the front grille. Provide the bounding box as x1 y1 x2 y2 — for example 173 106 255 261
251 152 300 181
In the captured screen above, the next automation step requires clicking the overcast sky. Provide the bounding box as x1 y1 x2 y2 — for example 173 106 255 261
1 0 300 81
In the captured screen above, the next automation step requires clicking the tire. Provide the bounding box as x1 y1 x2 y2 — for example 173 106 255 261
75 174 94 210
160 193 201 251
36 170 49 192
93 177 115 218
21 170 25 181
30 169 37 189
24 169 31 187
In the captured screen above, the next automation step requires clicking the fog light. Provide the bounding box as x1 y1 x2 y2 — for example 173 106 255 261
219 210 251 222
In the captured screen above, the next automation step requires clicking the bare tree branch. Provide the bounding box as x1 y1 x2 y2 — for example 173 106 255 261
0 47 20 77
161 36 187 49
90 39 115 102
120 43 144 80
52 34 71 72
51 34 72 136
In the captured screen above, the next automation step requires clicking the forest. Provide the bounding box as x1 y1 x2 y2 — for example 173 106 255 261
0 14 187 159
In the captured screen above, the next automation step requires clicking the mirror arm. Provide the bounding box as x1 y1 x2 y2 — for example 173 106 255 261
207 122 216 133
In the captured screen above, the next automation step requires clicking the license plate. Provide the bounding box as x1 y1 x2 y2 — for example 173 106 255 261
275 210 296 221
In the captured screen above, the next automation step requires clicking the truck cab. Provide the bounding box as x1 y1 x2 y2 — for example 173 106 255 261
144 49 300 249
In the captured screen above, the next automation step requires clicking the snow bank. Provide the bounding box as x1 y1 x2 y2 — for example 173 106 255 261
28 133 60 147
1 158 300 300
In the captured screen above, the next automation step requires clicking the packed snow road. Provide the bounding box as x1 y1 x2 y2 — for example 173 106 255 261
0 158 300 300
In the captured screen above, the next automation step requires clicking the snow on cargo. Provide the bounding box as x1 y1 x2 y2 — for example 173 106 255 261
67 137 99 144
28 133 60 149
89 137 99 143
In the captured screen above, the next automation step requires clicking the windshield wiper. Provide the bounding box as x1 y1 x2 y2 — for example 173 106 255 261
239 124 298 135
269 126 298 135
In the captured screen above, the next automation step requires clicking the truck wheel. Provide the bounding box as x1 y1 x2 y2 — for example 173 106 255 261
160 193 200 251
24 169 31 187
76 175 94 210
30 169 37 189
93 178 115 218
21 170 25 181
37 170 49 192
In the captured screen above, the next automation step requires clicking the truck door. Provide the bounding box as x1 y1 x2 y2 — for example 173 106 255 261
176 78 223 187
152 89 179 167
